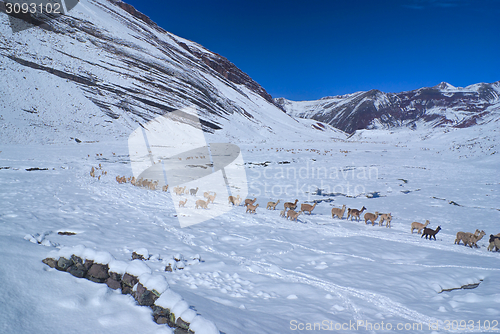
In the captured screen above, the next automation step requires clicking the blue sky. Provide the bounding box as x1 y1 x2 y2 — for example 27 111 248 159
125 0 500 101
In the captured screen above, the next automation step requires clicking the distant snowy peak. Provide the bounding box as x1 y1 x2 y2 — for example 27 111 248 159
276 81 500 133
434 82 456 91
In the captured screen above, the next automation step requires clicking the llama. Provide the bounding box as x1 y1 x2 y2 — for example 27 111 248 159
364 212 380 226
162 185 169 192
279 209 286 218
287 210 303 221
467 230 486 248
174 186 185 196
246 203 259 214
378 213 392 228
411 220 430 234
190 187 199 196
421 226 441 240
179 199 187 208
347 206 366 221
284 199 299 211
195 199 209 209
207 192 216 204
487 234 500 251
245 198 257 207
455 229 480 246
331 204 346 219
228 195 241 206
300 202 317 215
149 180 158 191
266 200 280 210
233 197 243 206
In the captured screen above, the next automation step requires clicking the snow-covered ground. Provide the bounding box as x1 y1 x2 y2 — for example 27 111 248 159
1 124 500 334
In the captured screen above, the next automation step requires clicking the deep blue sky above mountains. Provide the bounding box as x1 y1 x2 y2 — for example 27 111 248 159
125 0 500 101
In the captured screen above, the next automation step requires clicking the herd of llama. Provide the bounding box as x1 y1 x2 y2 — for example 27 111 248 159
106 168 500 252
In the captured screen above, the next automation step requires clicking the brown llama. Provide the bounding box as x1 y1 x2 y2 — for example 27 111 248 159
364 212 380 226
455 229 480 246
300 202 317 215
206 192 217 204
287 210 303 221
331 204 346 219
195 199 209 209
466 230 486 248
135 178 143 187
378 213 392 228
149 180 158 190
266 200 280 210
347 206 366 221
284 199 299 211
246 203 259 214
245 198 257 207
179 199 188 208
411 220 429 234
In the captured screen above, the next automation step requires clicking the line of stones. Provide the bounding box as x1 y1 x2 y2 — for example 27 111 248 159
42 255 193 334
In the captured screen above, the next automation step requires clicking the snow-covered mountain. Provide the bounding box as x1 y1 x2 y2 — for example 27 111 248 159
0 0 344 144
2 0 498 144
275 81 500 134
2 2 500 334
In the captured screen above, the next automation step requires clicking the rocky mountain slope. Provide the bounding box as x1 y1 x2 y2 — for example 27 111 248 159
275 81 500 134
0 0 343 144
1 0 497 144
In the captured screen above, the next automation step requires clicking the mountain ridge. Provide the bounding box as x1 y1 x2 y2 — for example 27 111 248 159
275 81 500 134
1 0 498 144
0 0 340 144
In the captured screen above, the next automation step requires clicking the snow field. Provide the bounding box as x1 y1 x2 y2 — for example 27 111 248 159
1 127 499 333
